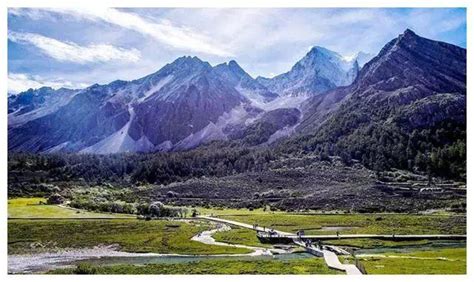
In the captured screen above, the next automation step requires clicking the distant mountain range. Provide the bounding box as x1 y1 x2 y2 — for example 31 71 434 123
8 29 465 161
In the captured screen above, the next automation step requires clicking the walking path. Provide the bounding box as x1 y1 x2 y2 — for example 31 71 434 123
257 233 467 240
198 215 362 275
293 239 362 275
198 215 293 235
198 215 464 275
322 250 362 275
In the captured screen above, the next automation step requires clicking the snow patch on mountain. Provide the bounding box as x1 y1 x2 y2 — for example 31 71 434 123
353 51 375 67
139 75 174 102
217 103 253 125
43 142 72 153
256 46 360 97
235 85 266 107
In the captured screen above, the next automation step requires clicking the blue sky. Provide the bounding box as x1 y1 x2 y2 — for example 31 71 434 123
8 8 466 94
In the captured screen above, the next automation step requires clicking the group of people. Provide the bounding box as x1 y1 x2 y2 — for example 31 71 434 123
253 224 278 236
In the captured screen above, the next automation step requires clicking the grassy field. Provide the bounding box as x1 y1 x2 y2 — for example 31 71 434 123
50 258 340 274
8 219 250 255
8 198 133 218
7 199 467 274
49 247 466 274
217 213 466 235
359 248 466 274
213 227 270 248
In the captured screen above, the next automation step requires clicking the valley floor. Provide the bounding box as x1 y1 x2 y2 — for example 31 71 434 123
7 198 466 274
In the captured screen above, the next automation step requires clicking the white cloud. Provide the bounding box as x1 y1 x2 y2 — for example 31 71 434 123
12 8 233 57
8 31 141 64
8 8 53 20
8 73 89 94
8 8 465 79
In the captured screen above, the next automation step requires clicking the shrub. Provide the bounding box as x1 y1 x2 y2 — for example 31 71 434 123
136 202 188 218
74 263 97 274
47 193 65 205
149 201 165 217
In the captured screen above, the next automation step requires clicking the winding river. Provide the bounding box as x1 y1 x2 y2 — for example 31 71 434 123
8 223 291 274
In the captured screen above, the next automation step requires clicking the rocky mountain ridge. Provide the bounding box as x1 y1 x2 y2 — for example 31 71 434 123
8 29 465 159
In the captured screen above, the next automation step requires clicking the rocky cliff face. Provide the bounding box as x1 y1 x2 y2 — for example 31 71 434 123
355 29 465 94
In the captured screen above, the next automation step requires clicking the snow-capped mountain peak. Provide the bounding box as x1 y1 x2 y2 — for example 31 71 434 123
257 46 362 97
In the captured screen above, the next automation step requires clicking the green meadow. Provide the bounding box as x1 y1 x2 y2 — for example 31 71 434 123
357 248 466 274
50 258 340 274
8 219 250 255
8 198 133 219
7 198 466 274
216 213 466 235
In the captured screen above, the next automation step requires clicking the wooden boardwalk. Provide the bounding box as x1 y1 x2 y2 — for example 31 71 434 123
257 233 467 241
197 215 293 235
322 250 362 275
198 215 465 275
199 215 363 274
293 239 362 275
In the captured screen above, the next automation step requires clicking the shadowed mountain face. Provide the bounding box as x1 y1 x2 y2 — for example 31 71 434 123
298 29 466 133
292 29 466 178
356 29 465 93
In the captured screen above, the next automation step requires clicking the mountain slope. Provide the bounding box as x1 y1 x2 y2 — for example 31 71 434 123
8 29 466 164
291 29 466 179
127 59 249 150
9 83 132 152
8 56 274 153
8 87 80 127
